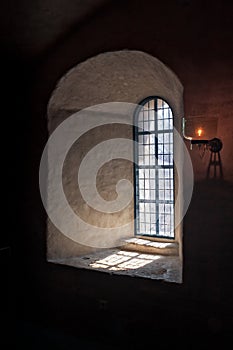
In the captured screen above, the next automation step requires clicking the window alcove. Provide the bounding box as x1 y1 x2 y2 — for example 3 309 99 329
40 50 193 283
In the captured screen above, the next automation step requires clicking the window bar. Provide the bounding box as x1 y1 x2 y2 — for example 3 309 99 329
155 100 160 235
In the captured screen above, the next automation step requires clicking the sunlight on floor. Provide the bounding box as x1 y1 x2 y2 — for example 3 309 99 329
50 247 182 283
90 250 161 271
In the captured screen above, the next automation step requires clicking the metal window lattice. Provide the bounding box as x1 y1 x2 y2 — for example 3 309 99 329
134 97 175 238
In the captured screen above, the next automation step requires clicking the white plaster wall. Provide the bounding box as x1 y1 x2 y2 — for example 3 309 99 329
46 50 184 260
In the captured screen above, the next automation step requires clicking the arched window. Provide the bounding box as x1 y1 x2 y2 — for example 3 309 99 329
134 97 175 239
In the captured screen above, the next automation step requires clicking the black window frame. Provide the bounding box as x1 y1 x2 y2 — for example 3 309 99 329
133 96 175 239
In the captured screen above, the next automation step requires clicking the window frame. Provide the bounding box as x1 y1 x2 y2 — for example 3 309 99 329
133 96 175 240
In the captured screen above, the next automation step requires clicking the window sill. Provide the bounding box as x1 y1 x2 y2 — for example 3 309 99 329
122 237 179 256
49 240 182 284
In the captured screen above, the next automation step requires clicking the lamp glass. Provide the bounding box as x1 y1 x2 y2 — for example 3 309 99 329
185 116 218 140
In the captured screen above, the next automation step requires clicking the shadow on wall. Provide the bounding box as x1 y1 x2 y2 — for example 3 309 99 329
206 150 223 180
183 179 233 303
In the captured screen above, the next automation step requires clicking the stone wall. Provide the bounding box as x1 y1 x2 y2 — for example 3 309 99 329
46 50 184 260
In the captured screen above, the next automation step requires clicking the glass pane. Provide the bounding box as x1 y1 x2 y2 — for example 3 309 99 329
150 203 156 212
148 99 154 109
148 134 155 144
138 156 144 165
148 119 155 131
143 121 149 131
139 179 144 188
163 109 169 119
164 119 169 129
159 180 165 189
157 99 163 108
135 97 174 238
169 118 173 129
138 111 144 123
157 119 163 130
158 134 163 143
150 169 155 178
139 169 145 178
143 109 149 120
150 191 155 200
138 135 143 144
164 133 170 143
150 179 155 189
139 190 144 199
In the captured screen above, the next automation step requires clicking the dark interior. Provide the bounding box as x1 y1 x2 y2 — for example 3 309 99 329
2 0 233 348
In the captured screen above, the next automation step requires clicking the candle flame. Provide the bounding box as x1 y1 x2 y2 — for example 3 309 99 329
197 128 203 137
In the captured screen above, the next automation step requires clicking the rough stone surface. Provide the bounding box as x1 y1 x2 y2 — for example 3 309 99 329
50 248 182 284
47 50 184 263
48 50 183 117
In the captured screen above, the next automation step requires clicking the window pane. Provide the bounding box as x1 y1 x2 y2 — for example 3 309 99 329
135 97 174 238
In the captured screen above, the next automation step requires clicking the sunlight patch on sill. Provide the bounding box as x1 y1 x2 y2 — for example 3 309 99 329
49 247 182 284
90 250 161 271
124 238 175 248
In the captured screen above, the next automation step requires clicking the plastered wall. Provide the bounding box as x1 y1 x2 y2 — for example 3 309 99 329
46 50 184 260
